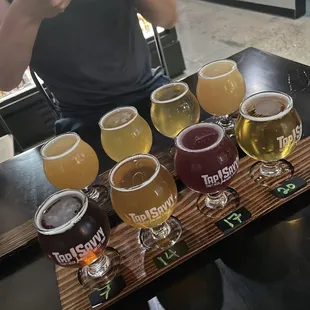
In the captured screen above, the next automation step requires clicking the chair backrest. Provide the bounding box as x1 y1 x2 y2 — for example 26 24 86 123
0 134 14 163
29 68 60 119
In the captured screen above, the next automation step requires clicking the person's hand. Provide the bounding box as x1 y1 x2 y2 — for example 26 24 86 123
14 0 72 21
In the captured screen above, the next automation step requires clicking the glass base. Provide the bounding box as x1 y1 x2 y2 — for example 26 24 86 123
77 247 120 290
197 187 240 219
83 185 109 204
139 216 182 250
202 116 236 138
249 160 294 188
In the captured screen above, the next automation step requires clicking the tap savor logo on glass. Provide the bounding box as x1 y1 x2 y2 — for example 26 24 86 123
127 194 174 224
51 227 106 266
201 158 239 187
277 124 302 150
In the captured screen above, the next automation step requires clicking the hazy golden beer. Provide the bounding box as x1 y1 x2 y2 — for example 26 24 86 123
236 92 302 162
109 154 178 229
151 82 200 138
197 60 245 116
99 107 152 162
41 133 99 189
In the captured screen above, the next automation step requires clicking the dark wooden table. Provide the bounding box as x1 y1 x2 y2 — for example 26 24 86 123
2 47 310 310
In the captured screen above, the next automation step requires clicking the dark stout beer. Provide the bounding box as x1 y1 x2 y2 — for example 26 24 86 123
34 190 110 268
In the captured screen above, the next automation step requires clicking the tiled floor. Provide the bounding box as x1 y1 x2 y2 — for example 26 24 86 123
176 0 310 76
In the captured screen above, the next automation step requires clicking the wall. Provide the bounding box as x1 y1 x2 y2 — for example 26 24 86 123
238 0 295 9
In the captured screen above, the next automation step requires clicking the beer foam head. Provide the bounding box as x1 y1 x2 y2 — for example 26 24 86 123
41 133 81 160
98 106 138 131
151 82 189 104
175 122 224 153
240 91 293 122
109 154 160 192
198 60 237 80
34 189 88 235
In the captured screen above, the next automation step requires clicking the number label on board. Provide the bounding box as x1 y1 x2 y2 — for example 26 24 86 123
89 276 126 308
271 177 307 199
154 240 189 269
215 207 251 234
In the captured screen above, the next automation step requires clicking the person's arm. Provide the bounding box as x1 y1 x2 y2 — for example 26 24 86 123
0 0 70 91
135 0 177 29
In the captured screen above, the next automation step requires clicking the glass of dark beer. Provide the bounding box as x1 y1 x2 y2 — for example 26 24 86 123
174 123 240 218
34 189 120 290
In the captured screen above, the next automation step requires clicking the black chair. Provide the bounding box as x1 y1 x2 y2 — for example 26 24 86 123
29 68 60 120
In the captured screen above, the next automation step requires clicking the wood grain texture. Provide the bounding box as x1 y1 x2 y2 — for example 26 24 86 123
0 219 37 258
55 136 310 310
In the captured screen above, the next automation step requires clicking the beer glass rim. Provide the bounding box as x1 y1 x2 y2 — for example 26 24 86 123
151 82 189 104
198 59 237 80
40 132 81 161
175 122 224 153
240 91 293 122
33 189 88 235
109 154 160 192
98 106 138 131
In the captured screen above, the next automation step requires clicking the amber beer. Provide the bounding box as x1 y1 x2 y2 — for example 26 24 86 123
99 106 153 162
236 92 302 162
109 154 182 250
41 133 99 190
197 60 245 116
151 82 200 138
110 155 177 228
34 190 110 268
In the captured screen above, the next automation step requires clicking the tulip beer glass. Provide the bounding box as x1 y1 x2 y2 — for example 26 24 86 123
109 154 181 250
99 106 152 162
197 60 245 136
151 82 200 139
41 133 107 202
236 91 302 187
34 189 120 289
175 123 239 218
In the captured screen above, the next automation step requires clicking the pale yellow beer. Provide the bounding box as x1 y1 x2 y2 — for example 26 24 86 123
236 92 302 162
109 154 178 229
151 82 200 138
99 107 152 162
197 60 245 116
41 133 99 189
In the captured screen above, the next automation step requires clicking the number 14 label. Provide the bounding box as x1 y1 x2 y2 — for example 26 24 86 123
154 240 189 269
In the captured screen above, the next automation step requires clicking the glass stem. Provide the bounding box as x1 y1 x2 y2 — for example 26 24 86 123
206 191 228 209
219 114 233 127
88 254 110 278
260 161 282 177
150 221 171 240
83 186 100 201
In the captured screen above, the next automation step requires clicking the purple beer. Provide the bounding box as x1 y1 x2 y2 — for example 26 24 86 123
174 123 239 217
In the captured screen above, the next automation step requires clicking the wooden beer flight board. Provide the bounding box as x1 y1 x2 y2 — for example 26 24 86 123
56 136 310 310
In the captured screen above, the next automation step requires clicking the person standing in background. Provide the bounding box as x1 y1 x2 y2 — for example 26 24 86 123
0 0 177 155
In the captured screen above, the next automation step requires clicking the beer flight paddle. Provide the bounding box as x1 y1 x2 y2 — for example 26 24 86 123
55 135 310 310
35 73 306 309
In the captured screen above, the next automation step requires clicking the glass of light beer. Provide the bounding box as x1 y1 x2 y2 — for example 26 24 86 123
175 123 239 218
197 60 246 136
151 82 200 139
99 106 153 162
109 154 181 250
34 189 120 289
236 91 302 187
41 133 107 202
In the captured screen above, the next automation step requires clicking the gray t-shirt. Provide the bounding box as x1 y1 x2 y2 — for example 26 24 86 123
31 0 162 117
